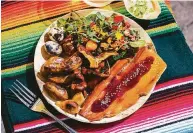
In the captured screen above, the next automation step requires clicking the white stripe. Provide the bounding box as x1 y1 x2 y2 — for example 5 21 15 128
14 117 69 132
109 110 193 133
143 117 193 133
106 107 189 132
105 108 193 133
15 79 193 132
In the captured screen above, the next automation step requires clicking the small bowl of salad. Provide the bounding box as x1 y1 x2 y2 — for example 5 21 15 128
123 0 161 20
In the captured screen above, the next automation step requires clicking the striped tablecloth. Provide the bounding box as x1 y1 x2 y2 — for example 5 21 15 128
2 1 193 133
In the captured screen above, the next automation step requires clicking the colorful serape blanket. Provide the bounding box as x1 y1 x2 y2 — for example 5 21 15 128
2 1 193 133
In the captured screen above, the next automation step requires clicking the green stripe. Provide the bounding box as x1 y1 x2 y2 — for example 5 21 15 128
2 41 36 54
2 57 29 67
2 36 39 49
2 50 32 62
2 45 34 57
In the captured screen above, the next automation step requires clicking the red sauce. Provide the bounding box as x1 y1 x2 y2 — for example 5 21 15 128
91 56 154 113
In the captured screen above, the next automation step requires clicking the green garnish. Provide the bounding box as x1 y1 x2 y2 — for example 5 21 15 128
113 51 127 60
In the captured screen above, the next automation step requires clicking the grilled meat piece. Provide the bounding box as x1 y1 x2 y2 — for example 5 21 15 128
43 55 82 73
44 82 68 100
71 69 87 91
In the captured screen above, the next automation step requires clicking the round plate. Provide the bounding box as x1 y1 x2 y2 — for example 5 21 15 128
34 9 155 124
83 0 114 7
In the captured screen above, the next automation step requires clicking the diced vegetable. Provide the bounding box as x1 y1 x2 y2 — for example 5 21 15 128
86 40 98 51
114 15 124 23
115 31 123 40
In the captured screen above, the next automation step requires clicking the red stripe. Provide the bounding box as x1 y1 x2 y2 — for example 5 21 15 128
13 76 193 131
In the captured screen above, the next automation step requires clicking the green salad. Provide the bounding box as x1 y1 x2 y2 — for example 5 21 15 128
44 11 147 70
129 0 154 18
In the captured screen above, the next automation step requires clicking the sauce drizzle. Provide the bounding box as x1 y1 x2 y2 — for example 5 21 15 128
91 56 154 112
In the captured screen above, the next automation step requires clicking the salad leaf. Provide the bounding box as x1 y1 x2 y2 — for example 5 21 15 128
86 30 100 43
57 18 66 27
65 23 74 31
129 40 145 47
96 12 105 21
86 14 97 21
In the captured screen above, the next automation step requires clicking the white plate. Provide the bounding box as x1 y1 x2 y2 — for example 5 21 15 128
34 9 155 124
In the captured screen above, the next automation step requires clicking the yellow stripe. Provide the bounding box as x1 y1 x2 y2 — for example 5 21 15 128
146 23 178 33
2 20 50 44
2 62 33 73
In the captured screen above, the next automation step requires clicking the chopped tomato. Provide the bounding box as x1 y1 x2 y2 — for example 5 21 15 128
114 15 124 23
112 25 118 30
90 22 95 27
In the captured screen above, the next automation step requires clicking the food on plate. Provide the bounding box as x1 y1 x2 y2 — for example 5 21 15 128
71 69 87 91
72 92 85 106
42 57 66 73
49 75 74 84
56 100 80 114
62 35 76 56
42 55 82 74
44 82 68 100
48 27 64 42
38 11 166 120
78 45 118 68
44 41 63 56
80 47 166 121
